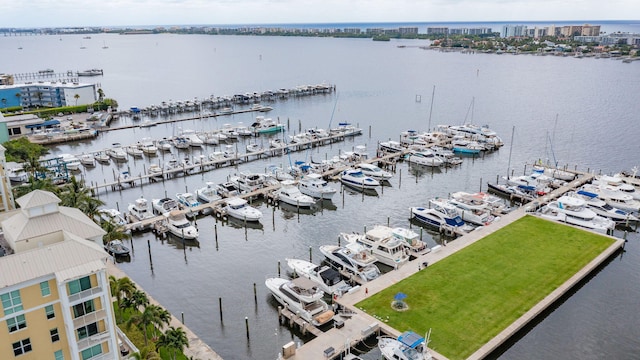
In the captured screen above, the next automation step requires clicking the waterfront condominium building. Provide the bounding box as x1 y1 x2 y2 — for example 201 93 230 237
0 190 122 360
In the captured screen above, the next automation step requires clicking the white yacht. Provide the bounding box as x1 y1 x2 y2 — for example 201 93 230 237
265 277 334 327
230 172 268 194
298 173 337 200
340 225 410 269
180 129 204 147
106 145 127 161
80 153 95 167
447 197 497 226
379 140 404 153
223 197 262 221
286 258 352 297
138 139 158 155
275 180 316 207
581 184 640 213
59 153 81 171
355 163 393 181
570 190 638 222
176 192 200 209
319 243 381 283
118 171 134 185
379 331 432 360
166 210 199 240
594 175 640 201
127 196 154 222
216 182 240 198
392 227 429 254
147 164 163 179
98 208 127 227
410 198 474 232
450 191 511 216
407 149 444 167
94 152 111 164
195 182 222 203
537 195 616 234
151 198 180 216
126 145 144 158
339 169 380 190
6 163 28 183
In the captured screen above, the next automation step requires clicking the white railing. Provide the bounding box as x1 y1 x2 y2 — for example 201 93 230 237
76 329 110 351
68 286 103 303
73 309 107 330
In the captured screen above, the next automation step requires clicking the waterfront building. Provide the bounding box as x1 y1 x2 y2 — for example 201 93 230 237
0 74 15 86
0 144 16 212
502 25 527 38
0 190 122 360
398 27 418 35
0 81 96 110
0 113 54 139
427 27 449 35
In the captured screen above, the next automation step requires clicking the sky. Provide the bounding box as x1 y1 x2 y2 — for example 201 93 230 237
1 0 638 28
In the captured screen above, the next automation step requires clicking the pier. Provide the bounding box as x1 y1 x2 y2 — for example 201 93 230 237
280 170 626 360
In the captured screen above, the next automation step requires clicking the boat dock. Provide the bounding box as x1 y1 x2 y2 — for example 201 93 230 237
281 171 626 360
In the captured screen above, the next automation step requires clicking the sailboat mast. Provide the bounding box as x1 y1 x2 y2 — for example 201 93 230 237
506 126 515 179
427 85 435 132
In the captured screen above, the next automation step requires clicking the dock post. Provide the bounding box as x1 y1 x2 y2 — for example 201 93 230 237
253 283 257 303
214 225 219 250
309 246 312 262
218 297 223 322
245 317 250 339
479 177 483 193
278 261 281 277
420 228 423 241
181 312 184 324
399 169 402 188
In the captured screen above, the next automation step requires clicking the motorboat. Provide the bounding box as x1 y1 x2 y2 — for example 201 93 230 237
222 144 237 159
118 171 134 185
329 122 362 137
59 153 81 171
223 197 262 221
537 195 616 234
450 191 511 216
355 163 393 181
451 138 484 154
447 197 498 226
172 136 190 149
594 175 640 201
569 190 638 223
275 180 316 207
581 184 640 213
95 152 111 164
6 163 29 183
379 140 404 153
234 124 253 137
617 167 640 188
339 169 380 190
195 182 222 203
230 172 268 194
176 192 200 209
250 115 284 134
152 198 180 216
216 182 240 198
286 258 352 297
106 144 127 161
267 164 294 181
80 153 95 167
410 198 474 232
138 139 158 155
269 138 287 151
392 227 428 254
156 138 173 152
486 182 537 203
340 225 410 269
147 164 163 179
400 129 430 147
431 146 463 166
319 243 381 283
265 277 335 327
298 173 337 200
104 240 130 257
127 196 154 222
98 208 127 227
379 331 432 360
407 149 444 167
126 145 144 158
166 210 199 240
245 142 261 153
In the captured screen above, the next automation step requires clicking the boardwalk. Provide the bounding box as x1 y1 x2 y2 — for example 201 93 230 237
285 171 625 360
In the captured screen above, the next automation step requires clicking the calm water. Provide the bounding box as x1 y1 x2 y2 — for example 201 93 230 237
3 31 640 360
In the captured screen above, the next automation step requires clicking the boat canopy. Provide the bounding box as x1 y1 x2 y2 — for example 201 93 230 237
25 119 60 129
398 331 425 349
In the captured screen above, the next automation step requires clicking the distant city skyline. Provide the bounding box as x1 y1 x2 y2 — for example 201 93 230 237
2 0 639 28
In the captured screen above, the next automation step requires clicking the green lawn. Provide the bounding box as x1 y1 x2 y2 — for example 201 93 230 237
356 215 616 359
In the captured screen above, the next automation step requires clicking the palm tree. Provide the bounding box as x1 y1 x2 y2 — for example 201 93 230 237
101 219 132 243
109 276 135 321
121 289 149 313
126 304 170 347
97 88 105 102
74 93 80 106
156 326 189 360
13 176 57 198
130 346 160 360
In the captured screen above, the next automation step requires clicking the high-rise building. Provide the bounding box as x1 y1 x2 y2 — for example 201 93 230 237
0 190 120 360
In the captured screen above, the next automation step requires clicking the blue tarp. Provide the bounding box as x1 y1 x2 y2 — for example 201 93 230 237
398 331 424 349
25 119 60 129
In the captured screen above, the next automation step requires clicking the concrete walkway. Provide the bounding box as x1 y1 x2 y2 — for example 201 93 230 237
106 261 224 360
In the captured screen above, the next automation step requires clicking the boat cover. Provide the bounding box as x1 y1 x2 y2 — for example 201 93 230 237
398 331 424 349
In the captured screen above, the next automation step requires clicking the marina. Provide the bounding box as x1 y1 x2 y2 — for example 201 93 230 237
2 32 640 360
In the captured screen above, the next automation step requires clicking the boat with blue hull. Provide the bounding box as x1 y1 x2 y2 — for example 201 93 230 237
410 198 474 232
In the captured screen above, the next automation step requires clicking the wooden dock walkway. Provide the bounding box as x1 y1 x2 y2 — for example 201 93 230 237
283 170 625 360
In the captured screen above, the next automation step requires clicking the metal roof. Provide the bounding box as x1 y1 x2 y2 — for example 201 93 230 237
2 206 105 242
0 233 108 289
15 190 61 209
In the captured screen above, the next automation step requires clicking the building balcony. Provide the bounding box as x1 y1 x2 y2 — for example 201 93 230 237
73 308 107 330
76 329 111 352
68 286 104 303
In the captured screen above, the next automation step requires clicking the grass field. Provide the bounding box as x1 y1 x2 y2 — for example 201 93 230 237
356 215 617 359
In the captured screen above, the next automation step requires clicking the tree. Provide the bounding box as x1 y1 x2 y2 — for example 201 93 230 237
109 276 135 321
126 304 171 347
121 289 149 313
131 346 160 360
101 219 132 244
97 88 105 101
74 93 80 106
13 176 57 199
3 137 49 164
156 326 189 360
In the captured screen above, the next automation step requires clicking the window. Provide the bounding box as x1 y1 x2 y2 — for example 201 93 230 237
67 276 91 295
77 322 98 340
12 338 32 356
50 328 60 342
54 350 64 360
72 299 95 318
7 314 27 332
1 290 23 315
40 281 51 297
45 304 55 319
80 344 102 360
